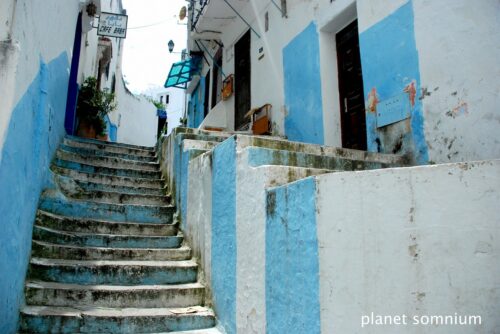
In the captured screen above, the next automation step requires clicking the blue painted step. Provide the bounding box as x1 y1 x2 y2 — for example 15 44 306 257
40 194 174 224
64 136 156 157
53 158 162 179
28 258 198 285
32 225 183 249
56 149 160 172
51 165 164 189
36 210 177 236
20 305 215 334
75 179 167 196
72 188 171 206
25 280 205 308
59 143 158 163
31 240 192 261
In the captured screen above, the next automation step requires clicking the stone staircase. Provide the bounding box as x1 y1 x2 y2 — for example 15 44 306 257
19 136 220 333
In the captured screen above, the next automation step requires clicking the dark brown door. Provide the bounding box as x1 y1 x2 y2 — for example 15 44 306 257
336 20 367 150
234 30 251 130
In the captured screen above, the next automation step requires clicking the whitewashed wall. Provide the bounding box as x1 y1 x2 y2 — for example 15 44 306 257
115 76 157 147
191 0 500 163
315 159 500 333
413 0 500 163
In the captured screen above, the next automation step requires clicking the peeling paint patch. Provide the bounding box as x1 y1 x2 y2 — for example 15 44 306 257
403 80 417 107
446 101 468 118
367 87 380 112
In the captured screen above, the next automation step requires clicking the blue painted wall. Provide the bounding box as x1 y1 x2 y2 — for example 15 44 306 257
187 78 206 129
359 1 429 164
0 53 70 333
105 115 118 142
211 136 237 333
266 177 321 334
283 22 324 145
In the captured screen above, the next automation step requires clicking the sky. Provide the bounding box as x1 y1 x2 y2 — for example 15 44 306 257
121 0 187 95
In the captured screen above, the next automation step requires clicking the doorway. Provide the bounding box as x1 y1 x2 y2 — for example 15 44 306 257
234 30 251 130
336 20 366 150
64 13 83 135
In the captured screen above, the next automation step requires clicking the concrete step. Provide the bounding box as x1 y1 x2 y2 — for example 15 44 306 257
19 305 215 333
40 193 175 224
238 134 408 166
32 225 183 249
52 165 165 190
32 240 192 261
75 179 167 196
53 157 162 180
166 329 224 334
36 210 177 236
26 281 205 308
244 146 391 171
57 148 160 172
64 135 156 157
60 143 158 163
72 188 171 206
28 258 198 285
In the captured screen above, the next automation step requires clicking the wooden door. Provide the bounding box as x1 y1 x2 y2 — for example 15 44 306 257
234 31 251 130
336 20 367 150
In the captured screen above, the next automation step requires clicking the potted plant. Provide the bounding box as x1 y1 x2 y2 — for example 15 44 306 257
76 77 116 140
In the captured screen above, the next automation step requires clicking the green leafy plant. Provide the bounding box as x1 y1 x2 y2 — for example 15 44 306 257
153 100 165 110
76 77 117 136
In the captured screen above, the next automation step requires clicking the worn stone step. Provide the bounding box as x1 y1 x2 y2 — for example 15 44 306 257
26 281 205 308
28 258 198 285
238 134 408 166
52 165 165 189
165 329 224 334
32 240 192 261
60 143 158 163
36 210 177 236
244 146 391 171
75 179 167 196
19 305 215 333
40 193 174 224
33 225 183 249
57 148 159 172
64 135 156 157
73 188 171 206
53 157 162 179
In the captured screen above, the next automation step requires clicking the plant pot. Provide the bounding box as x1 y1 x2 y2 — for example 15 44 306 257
76 119 108 141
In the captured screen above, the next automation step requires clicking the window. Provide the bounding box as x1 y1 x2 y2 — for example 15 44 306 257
165 94 170 104
211 48 223 108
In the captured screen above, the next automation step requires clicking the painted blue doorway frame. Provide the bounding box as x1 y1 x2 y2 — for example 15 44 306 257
64 13 82 135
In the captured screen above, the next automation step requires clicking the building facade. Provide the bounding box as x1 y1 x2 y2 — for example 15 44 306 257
0 0 155 331
184 0 499 165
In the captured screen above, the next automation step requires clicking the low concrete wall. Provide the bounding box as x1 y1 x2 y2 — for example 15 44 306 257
266 159 500 333
184 135 335 333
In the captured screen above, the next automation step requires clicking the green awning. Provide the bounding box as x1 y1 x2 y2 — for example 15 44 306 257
164 57 202 89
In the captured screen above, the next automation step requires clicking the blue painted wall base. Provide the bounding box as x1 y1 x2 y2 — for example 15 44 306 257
283 22 324 145
0 52 70 333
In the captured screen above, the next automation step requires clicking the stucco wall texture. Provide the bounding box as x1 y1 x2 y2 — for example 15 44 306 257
192 0 499 165
266 159 500 334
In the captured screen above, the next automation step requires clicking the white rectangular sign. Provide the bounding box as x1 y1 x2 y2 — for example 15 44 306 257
98 12 128 38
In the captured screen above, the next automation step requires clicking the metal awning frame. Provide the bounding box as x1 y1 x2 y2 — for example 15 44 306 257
164 56 202 89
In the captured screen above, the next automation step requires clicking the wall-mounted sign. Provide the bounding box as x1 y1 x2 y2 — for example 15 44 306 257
376 93 411 128
98 12 128 38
